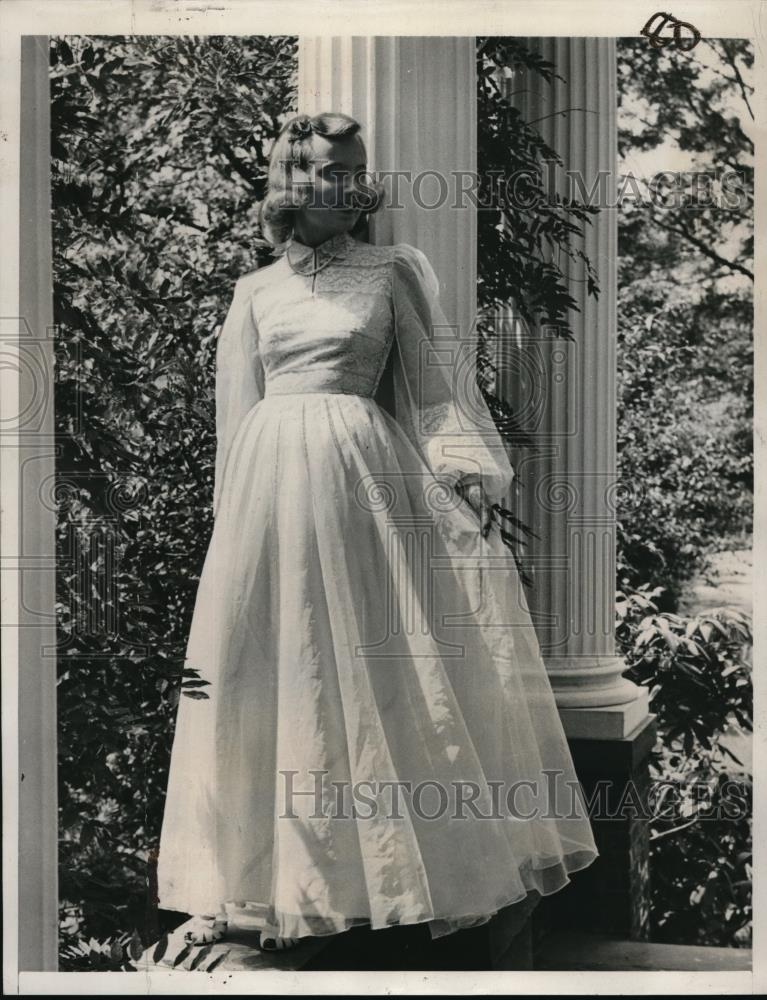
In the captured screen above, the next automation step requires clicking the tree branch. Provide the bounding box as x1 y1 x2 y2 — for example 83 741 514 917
652 215 753 281
710 39 755 121
214 137 262 191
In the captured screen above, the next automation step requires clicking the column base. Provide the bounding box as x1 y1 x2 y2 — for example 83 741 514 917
559 689 651 739
534 712 658 943
546 655 645 709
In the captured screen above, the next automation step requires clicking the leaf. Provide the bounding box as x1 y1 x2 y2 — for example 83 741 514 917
152 933 169 965
708 618 731 639
663 632 680 652
58 39 74 65
720 745 744 767
171 943 193 968
636 627 656 647
188 944 213 970
204 949 230 972
128 929 144 961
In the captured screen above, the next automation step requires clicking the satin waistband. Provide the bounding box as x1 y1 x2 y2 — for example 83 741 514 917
262 388 371 399
263 371 377 398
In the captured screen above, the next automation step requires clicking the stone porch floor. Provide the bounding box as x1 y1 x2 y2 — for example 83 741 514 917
138 913 751 974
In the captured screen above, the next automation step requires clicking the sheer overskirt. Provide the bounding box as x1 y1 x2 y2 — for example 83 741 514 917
157 391 599 939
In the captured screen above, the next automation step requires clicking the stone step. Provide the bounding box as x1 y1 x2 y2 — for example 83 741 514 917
137 916 327 973
139 918 751 974
138 899 539 973
533 930 752 972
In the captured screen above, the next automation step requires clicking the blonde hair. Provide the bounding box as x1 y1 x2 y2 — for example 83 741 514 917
258 111 384 246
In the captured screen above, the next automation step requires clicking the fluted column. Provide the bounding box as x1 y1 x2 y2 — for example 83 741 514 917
299 36 476 339
499 38 649 734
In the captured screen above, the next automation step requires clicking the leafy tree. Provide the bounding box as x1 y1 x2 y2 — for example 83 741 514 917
614 37 753 946
616 38 753 606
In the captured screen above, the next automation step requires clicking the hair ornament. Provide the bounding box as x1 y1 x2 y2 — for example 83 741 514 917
288 115 314 140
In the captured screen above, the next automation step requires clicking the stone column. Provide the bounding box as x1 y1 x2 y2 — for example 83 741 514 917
497 37 651 739
299 36 476 339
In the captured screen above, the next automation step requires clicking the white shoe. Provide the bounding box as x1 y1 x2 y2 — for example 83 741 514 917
183 914 228 946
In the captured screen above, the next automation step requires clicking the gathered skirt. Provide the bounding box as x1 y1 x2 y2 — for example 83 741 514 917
157 391 599 939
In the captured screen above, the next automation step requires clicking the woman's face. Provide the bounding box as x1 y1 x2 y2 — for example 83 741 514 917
294 133 367 240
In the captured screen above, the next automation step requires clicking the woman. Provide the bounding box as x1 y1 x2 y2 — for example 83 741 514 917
157 111 599 953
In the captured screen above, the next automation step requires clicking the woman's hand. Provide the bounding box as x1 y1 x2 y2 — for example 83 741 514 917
455 477 495 537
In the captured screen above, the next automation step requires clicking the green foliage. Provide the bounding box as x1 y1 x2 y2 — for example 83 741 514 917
617 38 753 278
648 741 752 947
616 39 753 606
477 38 601 337
615 47 754 946
618 587 752 946
52 33 298 952
59 927 143 971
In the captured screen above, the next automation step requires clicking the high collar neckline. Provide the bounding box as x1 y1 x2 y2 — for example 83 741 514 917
285 230 353 261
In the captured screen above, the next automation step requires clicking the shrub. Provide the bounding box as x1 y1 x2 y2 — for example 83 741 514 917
617 587 752 946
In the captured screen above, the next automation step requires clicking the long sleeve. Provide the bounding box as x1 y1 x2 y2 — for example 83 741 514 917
390 243 515 505
213 275 265 518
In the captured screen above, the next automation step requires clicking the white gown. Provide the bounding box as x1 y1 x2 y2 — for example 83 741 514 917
157 230 599 940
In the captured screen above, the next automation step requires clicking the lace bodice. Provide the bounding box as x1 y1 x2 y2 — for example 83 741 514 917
242 231 401 398
212 231 515 516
